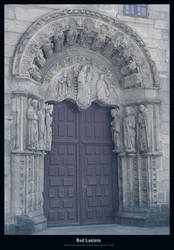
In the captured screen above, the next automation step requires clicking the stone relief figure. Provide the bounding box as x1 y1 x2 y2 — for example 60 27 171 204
77 64 91 109
136 104 149 153
34 48 46 68
97 73 110 101
38 102 46 151
91 24 107 51
103 36 115 57
79 19 96 48
28 64 42 82
123 106 136 152
111 108 121 153
57 71 68 98
66 27 78 46
54 31 65 52
27 98 39 150
41 37 53 59
45 104 54 151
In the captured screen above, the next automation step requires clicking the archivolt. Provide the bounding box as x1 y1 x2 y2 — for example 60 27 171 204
12 8 159 89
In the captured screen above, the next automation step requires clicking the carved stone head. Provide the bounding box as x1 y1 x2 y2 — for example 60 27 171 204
111 107 119 117
125 106 131 116
139 104 146 113
31 99 38 109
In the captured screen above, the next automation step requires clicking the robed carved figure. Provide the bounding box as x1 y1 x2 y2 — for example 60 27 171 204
111 108 121 153
27 98 39 150
77 64 91 109
136 104 149 153
123 106 136 152
38 102 46 151
45 104 54 151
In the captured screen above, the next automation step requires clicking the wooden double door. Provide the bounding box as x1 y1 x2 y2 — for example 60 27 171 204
44 101 118 226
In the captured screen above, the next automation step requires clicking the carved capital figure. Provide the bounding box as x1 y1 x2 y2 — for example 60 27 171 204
136 104 149 153
123 106 136 152
45 104 54 151
27 98 39 150
111 108 121 153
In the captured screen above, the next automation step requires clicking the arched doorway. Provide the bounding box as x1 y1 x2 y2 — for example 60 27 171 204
44 101 118 226
10 7 162 230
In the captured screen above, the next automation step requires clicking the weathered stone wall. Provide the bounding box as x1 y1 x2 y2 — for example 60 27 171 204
5 4 169 225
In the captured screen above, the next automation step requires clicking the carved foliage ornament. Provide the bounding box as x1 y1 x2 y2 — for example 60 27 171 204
12 9 159 88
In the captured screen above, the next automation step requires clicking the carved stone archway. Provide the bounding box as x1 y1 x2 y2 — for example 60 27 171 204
11 8 162 231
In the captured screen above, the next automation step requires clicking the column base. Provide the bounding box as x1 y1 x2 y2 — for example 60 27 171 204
31 215 47 233
116 209 170 227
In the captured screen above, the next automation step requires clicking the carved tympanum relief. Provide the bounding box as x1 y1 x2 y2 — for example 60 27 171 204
26 98 53 152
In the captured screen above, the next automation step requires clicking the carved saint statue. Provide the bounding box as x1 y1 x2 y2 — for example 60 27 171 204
97 73 110 101
136 104 149 153
111 108 121 153
54 31 65 52
103 37 115 57
66 28 78 46
41 37 53 59
91 24 107 51
123 106 136 152
34 48 46 68
27 98 39 150
38 102 46 151
77 64 91 109
57 71 68 98
28 64 42 82
45 104 54 151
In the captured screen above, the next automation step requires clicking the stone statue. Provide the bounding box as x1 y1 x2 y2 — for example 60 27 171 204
34 48 46 68
79 19 96 48
111 108 121 153
57 71 68 97
28 64 42 82
123 106 136 152
41 37 53 59
38 102 46 151
77 64 91 109
66 28 78 46
45 104 54 151
54 31 65 52
136 104 149 153
27 98 39 150
97 73 110 101
103 37 115 57
91 24 107 51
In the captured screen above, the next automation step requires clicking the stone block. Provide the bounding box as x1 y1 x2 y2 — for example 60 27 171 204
5 32 21 46
148 10 169 20
162 29 169 40
148 5 169 12
156 62 169 72
157 192 165 203
15 6 51 22
149 48 166 62
154 20 169 29
160 91 169 105
162 158 169 172
5 19 31 34
160 78 169 91
5 5 16 19
144 38 169 50
5 45 15 58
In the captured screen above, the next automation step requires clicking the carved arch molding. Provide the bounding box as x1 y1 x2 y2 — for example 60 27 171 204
10 8 162 229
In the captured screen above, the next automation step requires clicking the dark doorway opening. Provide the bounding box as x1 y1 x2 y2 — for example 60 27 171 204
44 101 118 227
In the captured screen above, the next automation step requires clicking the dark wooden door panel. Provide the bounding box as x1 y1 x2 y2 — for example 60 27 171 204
44 101 117 226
